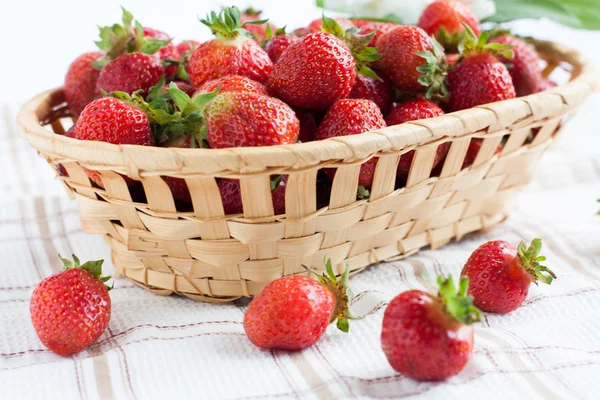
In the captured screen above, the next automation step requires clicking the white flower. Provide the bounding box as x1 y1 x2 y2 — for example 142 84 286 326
319 0 496 25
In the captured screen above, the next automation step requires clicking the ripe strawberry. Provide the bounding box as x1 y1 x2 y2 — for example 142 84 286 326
385 99 449 182
64 52 104 115
188 7 273 88
205 92 299 148
461 138 502 169
218 175 287 215
356 21 400 46
349 75 393 114
316 99 386 190
374 26 437 92
307 17 354 33
240 8 277 42
96 52 164 95
30 255 112 356
295 109 319 143
446 53 460 67
536 78 557 92
418 0 481 49
176 40 201 55
269 17 380 110
461 239 556 314
244 259 352 350
264 33 299 63
195 75 269 96
74 96 156 187
447 29 516 111
381 276 480 381
491 35 543 96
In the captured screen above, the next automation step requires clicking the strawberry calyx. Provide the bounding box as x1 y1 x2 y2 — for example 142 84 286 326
93 7 171 69
321 15 381 81
458 24 514 60
200 6 268 41
318 258 357 333
107 80 218 147
270 175 283 191
437 275 480 325
58 254 112 291
416 39 450 101
517 238 556 285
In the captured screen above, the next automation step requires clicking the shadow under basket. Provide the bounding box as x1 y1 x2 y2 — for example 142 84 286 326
18 40 597 303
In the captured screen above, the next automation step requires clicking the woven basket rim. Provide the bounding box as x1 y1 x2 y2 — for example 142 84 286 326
17 39 597 176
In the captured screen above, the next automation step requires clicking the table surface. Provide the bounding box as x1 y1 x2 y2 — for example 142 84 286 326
2 1 600 399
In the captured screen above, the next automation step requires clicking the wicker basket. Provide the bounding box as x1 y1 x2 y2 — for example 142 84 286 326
17 40 597 303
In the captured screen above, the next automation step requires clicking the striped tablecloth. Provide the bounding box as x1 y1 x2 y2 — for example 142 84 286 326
2 91 600 400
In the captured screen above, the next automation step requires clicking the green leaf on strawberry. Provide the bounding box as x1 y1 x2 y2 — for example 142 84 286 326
437 275 480 325
58 254 112 291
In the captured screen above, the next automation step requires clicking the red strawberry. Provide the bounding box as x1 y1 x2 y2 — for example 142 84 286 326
205 92 299 148
418 0 481 48
491 35 543 96
188 7 273 88
244 259 352 350
386 99 449 182
316 99 386 189
162 135 193 203
536 78 557 92
264 34 299 63
461 239 556 314
292 27 310 37
195 75 269 96
448 53 515 111
176 40 201 55
349 74 393 114
269 17 380 110
74 97 156 187
96 52 164 95
447 29 516 111
295 109 319 143
64 52 104 115
374 26 436 92
461 138 502 169
30 255 111 356
307 17 354 33
381 276 480 381
240 8 277 42
356 21 400 46
218 175 287 215
137 26 179 77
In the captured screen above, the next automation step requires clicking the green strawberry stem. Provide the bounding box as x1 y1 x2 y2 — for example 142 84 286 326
93 7 171 69
58 254 112 290
316 258 359 333
458 23 514 60
201 6 267 40
437 275 480 325
321 15 381 81
416 39 450 102
517 238 556 285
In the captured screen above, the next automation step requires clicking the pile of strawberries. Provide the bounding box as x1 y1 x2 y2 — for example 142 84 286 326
31 238 555 381
62 1 555 211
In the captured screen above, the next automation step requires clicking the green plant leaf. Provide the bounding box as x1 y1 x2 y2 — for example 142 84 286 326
485 0 600 30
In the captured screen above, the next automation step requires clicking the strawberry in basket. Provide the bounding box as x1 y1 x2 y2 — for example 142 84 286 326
269 16 381 110
64 8 176 115
381 275 480 381
418 0 481 50
188 7 273 88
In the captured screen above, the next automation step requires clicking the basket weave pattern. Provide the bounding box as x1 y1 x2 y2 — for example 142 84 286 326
18 41 597 302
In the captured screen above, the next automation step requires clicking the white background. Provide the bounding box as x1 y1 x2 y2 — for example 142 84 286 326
1 0 600 104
